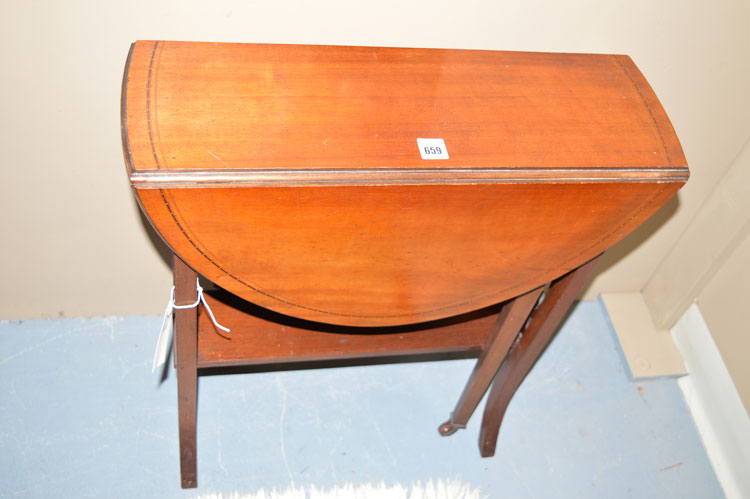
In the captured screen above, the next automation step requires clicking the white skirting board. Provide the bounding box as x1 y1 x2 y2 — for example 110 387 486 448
671 303 750 499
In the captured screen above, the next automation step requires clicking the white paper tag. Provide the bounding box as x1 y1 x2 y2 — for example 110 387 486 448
152 301 174 372
417 138 449 159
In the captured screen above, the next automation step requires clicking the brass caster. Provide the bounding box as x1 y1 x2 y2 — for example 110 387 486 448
438 420 460 436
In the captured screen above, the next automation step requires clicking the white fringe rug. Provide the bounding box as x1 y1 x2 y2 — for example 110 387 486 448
195 479 483 499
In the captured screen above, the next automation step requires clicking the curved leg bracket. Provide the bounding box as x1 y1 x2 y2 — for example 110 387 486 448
478 255 601 457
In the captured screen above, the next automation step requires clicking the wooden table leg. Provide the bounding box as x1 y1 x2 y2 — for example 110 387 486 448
478 255 600 457
174 255 199 488
438 285 544 436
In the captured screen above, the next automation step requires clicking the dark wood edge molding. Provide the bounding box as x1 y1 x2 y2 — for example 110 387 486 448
130 167 689 188
120 43 136 176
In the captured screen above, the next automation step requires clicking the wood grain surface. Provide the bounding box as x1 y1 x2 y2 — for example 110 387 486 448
122 41 687 326
123 41 686 174
195 290 498 368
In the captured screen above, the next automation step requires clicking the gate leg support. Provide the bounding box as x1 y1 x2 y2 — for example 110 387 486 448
478 256 600 457
439 285 544 436
174 255 199 488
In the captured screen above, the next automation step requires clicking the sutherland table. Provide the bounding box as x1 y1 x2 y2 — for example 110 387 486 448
120 41 688 488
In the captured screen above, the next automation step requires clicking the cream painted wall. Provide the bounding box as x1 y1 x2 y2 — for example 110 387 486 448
1 0 748 318
696 232 750 415
643 137 750 412
644 138 750 329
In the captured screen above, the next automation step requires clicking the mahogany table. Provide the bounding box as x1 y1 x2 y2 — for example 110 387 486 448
120 41 687 488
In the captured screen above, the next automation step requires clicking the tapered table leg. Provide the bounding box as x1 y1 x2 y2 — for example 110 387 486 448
439 285 544 436
478 256 600 457
174 255 199 488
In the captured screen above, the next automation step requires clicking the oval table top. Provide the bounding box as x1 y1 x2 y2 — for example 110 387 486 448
122 41 687 326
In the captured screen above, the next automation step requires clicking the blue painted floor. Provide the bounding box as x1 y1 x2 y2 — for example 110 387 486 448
0 300 723 498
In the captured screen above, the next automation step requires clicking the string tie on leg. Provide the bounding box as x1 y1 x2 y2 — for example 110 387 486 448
152 278 230 372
